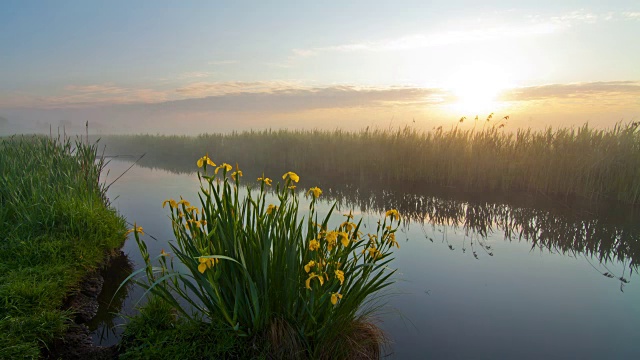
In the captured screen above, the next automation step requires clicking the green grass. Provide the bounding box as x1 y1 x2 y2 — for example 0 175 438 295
0 135 126 359
98 121 640 204
118 296 260 360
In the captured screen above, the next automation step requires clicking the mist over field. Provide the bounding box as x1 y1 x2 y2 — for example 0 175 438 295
1 80 638 136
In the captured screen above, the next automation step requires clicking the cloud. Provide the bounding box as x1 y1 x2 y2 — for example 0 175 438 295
1 84 447 117
548 10 602 25
207 60 237 65
161 85 446 113
0 85 451 135
174 81 306 97
501 81 640 101
289 23 558 59
1 84 170 108
279 9 634 64
64 84 128 94
622 12 640 20
176 71 215 79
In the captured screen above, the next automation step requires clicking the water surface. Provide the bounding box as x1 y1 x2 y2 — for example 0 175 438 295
93 160 640 359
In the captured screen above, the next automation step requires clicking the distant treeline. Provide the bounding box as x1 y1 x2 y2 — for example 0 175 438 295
96 121 640 204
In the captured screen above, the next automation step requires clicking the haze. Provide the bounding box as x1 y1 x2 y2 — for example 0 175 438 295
1 0 639 135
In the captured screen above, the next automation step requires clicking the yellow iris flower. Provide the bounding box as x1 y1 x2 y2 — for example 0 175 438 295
367 247 381 259
307 187 322 198
197 256 219 273
341 221 356 232
266 204 277 215
196 154 216 168
282 171 300 183
232 163 243 181
305 272 325 290
325 231 338 251
335 270 344 285
331 292 343 305
385 209 400 221
257 176 273 186
162 199 178 209
215 163 232 174
385 232 399 248
309 239 320 251
186 206 199 215
187 219 204 229
125 223 144 236
304 260 316 273
338 232 349 247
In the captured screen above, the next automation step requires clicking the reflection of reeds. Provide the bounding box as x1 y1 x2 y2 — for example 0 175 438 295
325 182 640 272
97 121 640 204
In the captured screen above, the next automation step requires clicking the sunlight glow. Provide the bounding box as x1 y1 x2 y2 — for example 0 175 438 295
444 62 514 114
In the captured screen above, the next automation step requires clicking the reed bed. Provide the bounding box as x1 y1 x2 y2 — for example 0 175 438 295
0 135 126 358
99 121 640 204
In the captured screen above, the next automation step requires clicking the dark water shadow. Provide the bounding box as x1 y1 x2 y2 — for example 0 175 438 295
87 251 134 345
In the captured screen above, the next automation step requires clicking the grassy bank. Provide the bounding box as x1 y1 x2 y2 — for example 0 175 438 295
0 135 126 358
98 121 640 204
118 296 262 359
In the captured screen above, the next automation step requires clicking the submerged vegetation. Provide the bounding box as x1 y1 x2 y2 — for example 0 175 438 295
0 135 126 358
99 121 640 204
125 157 400 358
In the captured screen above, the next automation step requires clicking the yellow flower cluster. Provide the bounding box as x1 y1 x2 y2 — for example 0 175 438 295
198 256 220 273
303 216 364 306
187 219 206 228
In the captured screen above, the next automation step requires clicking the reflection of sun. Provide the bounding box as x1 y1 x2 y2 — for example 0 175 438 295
445 62 512 114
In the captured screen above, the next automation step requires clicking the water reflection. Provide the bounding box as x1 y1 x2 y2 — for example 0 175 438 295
99 159 640 358
87 251 134 344
108 156 640 282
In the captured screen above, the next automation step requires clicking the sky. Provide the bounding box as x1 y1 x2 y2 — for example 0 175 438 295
1 0 639 134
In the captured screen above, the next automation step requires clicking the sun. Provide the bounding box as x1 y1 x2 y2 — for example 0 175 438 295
444 62 512 115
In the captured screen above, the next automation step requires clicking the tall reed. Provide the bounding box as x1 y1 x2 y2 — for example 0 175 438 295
99 121 640 204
